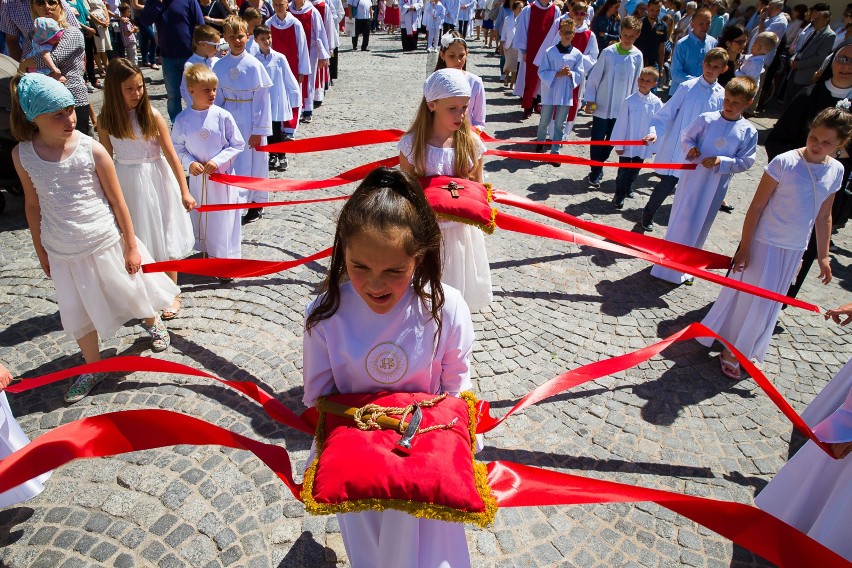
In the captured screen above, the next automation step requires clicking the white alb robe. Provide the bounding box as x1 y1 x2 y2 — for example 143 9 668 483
510 0 560 98
650 111 757 283
171 105 246 258
583 44 643 119
0 393 49 508
400 0 423 33
537 43 585 107
610 90 662 159
289 1 330 112
256 48 299 121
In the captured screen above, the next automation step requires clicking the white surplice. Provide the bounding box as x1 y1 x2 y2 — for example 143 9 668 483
510 0 560 98
289 1 330 111
256 48 299 121
583 44 643 119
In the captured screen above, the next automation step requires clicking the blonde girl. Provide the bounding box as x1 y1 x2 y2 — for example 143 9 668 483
98 58 197 320
11 74 177 403
399 68 493 311
434 31 487 129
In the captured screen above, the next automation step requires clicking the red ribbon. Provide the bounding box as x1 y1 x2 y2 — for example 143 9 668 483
195 195 349 213
484 148 698 170
477 130 646 146
209 156 400 192
142 247 333 278
487 461 851 568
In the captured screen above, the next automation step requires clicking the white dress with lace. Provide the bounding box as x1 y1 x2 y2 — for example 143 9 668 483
18 132 179 341
110 112 195 262
398 133 493 311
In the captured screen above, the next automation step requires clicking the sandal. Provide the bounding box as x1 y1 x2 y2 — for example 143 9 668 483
142 316 170 352
719 354 742 380
64 372 106 403
162 296 181 320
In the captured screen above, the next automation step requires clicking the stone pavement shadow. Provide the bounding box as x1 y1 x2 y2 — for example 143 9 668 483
0 313 63 347
0 507 34 548
240 241 331 275
513 177 589 199
596 269 672 317
729 545 775 568
490 251 584 271
278 531 337 567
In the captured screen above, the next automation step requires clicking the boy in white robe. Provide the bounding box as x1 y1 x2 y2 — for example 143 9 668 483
267 1 312 138
289 0 330 123
254 24 300 171
180 25 221 109
172 64 246 259
650 76 758 284
610 66 662 208
640 47 727 231
213 15 273 223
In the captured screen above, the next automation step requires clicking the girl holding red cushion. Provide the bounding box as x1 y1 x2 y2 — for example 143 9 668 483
302 167 475 567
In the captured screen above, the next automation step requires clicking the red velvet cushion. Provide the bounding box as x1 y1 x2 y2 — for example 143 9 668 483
301 391 496 527
420 176 497 234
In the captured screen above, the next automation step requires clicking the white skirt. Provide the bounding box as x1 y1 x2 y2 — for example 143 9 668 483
337 509 470 568
440 221 492 312
116 158 195 262
754 360 852 561
0 393 49 508
50 237 180 341
697 239 803 362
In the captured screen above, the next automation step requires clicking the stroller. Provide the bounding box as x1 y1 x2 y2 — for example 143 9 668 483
0 53 22 215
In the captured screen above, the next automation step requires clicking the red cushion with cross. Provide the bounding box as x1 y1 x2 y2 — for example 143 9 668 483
420 176 497 234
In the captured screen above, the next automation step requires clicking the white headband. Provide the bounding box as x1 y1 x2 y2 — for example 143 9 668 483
423 69 471 102
440 32 467 49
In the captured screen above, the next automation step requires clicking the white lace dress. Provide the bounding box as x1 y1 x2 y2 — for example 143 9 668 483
398 133 493 312
18 132 179 341
110 112 195 262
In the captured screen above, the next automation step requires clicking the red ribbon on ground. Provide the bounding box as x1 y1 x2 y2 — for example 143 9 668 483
142 247 333 278
485 148 698 170
477 130 646 146
195 195 349 213
209 157 400 192
487 461 851 568
495 212 820 312
492 189 731 270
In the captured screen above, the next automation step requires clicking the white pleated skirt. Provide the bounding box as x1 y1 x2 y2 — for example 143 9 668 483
754 360 852 561
0 393 49 508
50 237 180 341
697 239 804 362
337 509 470 568
439 221 493 312
115 158 195 262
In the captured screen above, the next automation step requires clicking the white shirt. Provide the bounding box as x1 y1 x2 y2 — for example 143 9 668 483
754 150 844 250
464 71 487 128
256 48 299 120
302 283 474 407
611 90 663 159
583 43 644 119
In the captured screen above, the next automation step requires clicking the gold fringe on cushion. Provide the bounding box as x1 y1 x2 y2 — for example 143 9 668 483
302 392 498 527
436 209 498 235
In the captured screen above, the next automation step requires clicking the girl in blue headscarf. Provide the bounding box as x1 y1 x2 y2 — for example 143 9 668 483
10 73 179 404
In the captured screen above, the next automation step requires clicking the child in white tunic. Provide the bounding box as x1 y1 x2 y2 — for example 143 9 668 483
650 76 758 284
10 74 177 403
98 58 197 320
213 16 273 210
172 64 247 259
303 167 475 568
435 33 487 130
180 25 222 108
399 69 493 311
697 107 850 379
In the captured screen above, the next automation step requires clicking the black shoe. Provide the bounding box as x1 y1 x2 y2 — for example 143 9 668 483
627 190 635 198
362 48 370 51
522 108 533 119
588 173 602 188
268 154 278 170
314 100 322 108
301 113 312 124
535 144 544 153
640 218 654 232
719 204 735 213
550 159 561 167
279 154 288 170
612 198 624 209
242 207 263 225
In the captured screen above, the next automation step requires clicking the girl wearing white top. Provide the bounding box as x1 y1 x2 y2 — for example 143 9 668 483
10 74 178 403
434 33 487 129
303 167 475 568
399 68 492 311
698 108 852 379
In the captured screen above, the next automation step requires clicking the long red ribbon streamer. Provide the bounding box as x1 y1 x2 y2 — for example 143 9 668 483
142 247 333 278
495 212 820 312
476 130 645 146
487 461 851 568
485 148 698 170
209 156 400 192
195 195 349 213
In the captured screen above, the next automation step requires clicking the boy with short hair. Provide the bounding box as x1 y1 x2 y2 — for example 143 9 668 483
736 31 778 92
172 64 246 259
610 66 663 209
583 15 644 188
181 25 222 108
650 76 758 284
640 46 727 231
242 7 264 55
253 24 301 171
213 15 273 224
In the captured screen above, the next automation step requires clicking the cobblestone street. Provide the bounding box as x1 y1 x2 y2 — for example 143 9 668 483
0 30 850 567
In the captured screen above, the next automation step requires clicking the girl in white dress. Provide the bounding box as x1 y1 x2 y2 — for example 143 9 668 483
399 68 492 311
303 167 475 568
11 74 178 403
434 33 487 129
98 58 196 320
698 107 852 379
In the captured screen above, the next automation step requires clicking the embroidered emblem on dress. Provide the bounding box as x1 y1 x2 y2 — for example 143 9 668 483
365 342 408 385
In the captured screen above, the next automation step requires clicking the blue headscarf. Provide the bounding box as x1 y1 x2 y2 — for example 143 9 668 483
17 73 75 121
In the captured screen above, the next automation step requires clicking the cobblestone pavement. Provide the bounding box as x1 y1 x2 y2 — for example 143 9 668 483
1 31 850 568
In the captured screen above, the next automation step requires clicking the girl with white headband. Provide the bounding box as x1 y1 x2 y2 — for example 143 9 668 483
434 32 487 130
399 68 493 312
10 74 179 403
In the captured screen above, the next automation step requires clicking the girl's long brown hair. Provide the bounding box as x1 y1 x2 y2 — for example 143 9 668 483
405 97 479 180
98 58 158 140
434 31 468 71
305 167 445 337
